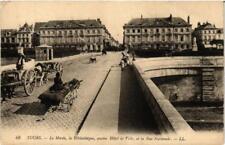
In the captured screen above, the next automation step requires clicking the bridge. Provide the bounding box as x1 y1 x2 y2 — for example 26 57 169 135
1 53 223 143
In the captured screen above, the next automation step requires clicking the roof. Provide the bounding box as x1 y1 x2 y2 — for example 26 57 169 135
18 23 33 32
34 22 46 31
1 29 17 36
195 22 217 30
124 16 191 28
34 19 104 30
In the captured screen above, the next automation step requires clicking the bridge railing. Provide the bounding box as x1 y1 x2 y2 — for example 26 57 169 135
133 60 194 134
137 56 223 72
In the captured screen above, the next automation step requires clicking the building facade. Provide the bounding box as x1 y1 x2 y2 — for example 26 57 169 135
193 22 224 49
123 15 192 52
16 23 34 49
1 29 18 50
34 19 118 51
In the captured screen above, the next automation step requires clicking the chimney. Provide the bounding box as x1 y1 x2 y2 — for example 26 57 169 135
187 16 190 24
97 18 101 24
169 14 172 22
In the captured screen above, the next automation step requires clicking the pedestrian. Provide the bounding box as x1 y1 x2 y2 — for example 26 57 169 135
16 52 26 70
132 51 136 61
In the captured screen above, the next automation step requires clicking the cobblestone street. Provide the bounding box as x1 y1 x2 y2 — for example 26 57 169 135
1 52 121 138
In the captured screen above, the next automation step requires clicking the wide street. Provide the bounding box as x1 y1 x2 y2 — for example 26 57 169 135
1 52 158 140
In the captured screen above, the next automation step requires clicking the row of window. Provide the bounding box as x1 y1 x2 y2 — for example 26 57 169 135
126 35 189 42
201 30 221 34
17 33 30 37
41 29 101 35
130 44 191 49
202 35 222 40
1 38 16 43
1 37 30 43
41 37 103 43
17 38 30 43
126 27 190 34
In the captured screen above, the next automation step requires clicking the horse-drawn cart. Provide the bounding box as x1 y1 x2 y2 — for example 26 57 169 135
1 59 36 100
38 78 82 112
35 62 63 75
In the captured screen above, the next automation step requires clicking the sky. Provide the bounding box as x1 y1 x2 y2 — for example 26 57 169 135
0 1 224 43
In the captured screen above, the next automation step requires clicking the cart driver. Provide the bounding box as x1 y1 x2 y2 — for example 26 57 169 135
50 72 64 91
16 52 26 70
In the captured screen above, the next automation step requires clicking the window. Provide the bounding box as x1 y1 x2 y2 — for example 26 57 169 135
162 29 165 33
137 29 141 33
64 31 67 35
180 36 184 41
180 28 183 32
187 44 189 49
144 29 147 33
97 29 101 34
162 36 165 41
69 30 72 35
156 29 159 33
48 31 50 34
42 31 45 34
168 28 171 32
58 31 62 35
186 28 189 32
181 44 184 49
174 28 177 32
132 29 135 33
92 29 95 34
87 30 90 34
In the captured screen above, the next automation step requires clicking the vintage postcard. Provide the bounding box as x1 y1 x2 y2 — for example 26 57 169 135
0 1 224 145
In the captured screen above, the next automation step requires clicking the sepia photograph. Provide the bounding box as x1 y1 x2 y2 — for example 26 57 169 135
0 1 224 145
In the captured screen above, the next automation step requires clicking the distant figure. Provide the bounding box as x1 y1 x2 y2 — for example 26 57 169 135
102 49 107 55
50 72 64 91
89 55 97 63
16 53 26 70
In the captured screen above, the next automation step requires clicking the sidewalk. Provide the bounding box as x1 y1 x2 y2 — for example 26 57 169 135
79 66 121 135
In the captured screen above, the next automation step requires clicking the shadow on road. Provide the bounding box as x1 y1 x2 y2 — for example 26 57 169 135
118 66 159 134
14 102 49 116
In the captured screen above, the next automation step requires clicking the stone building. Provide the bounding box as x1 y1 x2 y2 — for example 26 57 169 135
123 14 192 52
16 23 34 49
34 19 117 51
193 22 224 49
1 29 18 50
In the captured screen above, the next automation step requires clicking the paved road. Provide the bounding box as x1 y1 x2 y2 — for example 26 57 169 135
80 66 159 135
1 52 121 139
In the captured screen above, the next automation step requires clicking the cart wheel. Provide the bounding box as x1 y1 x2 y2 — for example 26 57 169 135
59 63 63 75
23 70 36 96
